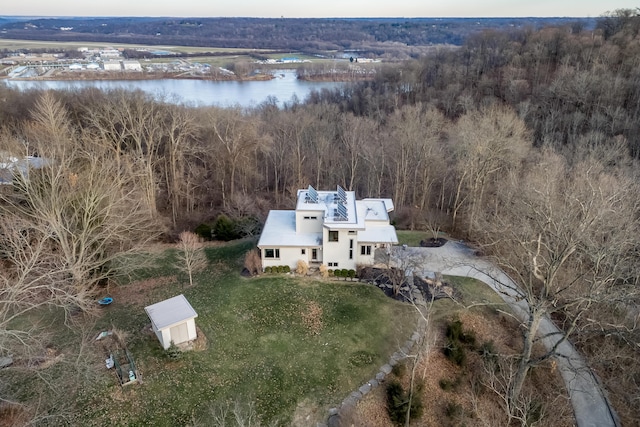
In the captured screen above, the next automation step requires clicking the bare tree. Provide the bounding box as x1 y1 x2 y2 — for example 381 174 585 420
382 246 429 297
450 105 530 233
162 105 200 226
0 95 161 330
175 231 208 288
476 148 640 408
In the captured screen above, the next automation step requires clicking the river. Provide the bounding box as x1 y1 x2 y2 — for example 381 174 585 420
1 70 344 108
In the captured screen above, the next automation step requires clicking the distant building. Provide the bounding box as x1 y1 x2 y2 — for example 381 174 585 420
278 57 303 63
102 60 122 71
100 49 121 59
122 60 142 71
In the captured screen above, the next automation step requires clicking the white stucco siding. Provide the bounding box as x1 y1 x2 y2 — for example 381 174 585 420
295 210 323 233
262 246 312 270
323 228 358 270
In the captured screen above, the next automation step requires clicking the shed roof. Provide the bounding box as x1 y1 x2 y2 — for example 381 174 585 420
144 294 198 331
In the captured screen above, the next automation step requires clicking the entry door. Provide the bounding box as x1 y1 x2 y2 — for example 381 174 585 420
169 322 189 345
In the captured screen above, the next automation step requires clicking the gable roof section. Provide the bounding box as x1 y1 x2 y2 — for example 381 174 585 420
144 294 198 331
258 210 322 247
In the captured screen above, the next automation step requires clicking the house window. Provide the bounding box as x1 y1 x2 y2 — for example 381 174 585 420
328 231 339 242
301 249 306 255
264 248 280 259
360 245 372 255
349 239 353 259
328 262 339 267
348 230 356 235
304 216 318 220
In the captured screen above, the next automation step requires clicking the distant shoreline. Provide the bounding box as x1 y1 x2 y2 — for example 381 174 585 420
1 71 370 83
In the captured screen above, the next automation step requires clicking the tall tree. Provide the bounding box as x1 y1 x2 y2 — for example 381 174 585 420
450 105 530 233
476 148 640 408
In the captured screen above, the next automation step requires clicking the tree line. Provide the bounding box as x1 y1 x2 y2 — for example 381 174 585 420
0 17 591 52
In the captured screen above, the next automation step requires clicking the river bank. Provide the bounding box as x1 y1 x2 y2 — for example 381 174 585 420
1 70 276 82
1 70 345 108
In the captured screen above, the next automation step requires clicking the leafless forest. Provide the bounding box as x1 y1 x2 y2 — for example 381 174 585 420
1 9 640 425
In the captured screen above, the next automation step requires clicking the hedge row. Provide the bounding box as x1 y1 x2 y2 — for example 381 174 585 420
264 265 291 273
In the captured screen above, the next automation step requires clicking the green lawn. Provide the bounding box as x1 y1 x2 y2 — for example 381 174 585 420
431 275 509 321
5 240 417 426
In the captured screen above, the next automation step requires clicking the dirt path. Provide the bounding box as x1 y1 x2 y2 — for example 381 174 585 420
395 242 619 427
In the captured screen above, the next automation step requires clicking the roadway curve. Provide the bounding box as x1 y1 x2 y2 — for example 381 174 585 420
398 241 619 427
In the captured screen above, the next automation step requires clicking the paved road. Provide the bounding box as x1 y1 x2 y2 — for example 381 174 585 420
394 241 619 427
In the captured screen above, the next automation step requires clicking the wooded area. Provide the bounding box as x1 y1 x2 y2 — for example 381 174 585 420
1 9 640 425
0 16 591 55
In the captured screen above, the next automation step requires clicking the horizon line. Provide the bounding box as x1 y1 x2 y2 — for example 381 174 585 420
0 15 596 19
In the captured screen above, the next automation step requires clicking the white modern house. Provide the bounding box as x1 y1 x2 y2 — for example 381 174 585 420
144 294 198 350
0 153 48 185
258 185 398 271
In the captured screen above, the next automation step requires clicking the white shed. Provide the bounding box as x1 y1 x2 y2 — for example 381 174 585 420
144 294 198 350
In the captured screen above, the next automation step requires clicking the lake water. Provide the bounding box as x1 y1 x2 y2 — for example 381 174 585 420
1 70 343 108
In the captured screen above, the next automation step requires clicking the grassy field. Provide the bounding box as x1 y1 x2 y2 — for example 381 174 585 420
395 230 451 247
0 38 272 54
3 240 418 426
431 275 508 320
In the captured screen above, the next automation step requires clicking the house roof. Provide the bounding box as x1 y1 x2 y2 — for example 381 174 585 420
258 210 322 247
296 186 359 225
259 188 398 246
144 294 198 331
357 225 399 243
363 198 394 213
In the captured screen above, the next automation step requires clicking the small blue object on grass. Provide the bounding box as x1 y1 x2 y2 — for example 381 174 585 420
98 297 113 306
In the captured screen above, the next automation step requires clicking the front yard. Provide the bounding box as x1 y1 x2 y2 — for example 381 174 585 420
3 239 417 426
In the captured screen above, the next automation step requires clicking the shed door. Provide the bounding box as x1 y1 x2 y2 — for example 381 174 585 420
169 322 189 345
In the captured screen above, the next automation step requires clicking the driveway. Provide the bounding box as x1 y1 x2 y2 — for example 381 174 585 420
394 241 619 427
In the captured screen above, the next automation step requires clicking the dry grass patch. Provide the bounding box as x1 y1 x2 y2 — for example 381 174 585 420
300 299 324 335
353 309 573 427
0 402 31 427
109 276 176 307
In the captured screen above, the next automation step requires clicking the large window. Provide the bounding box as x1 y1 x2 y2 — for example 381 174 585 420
360 245 372 255
328 231 339 242
264 248 280 259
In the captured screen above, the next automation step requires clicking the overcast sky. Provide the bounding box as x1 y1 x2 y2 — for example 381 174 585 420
3 0 638 18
